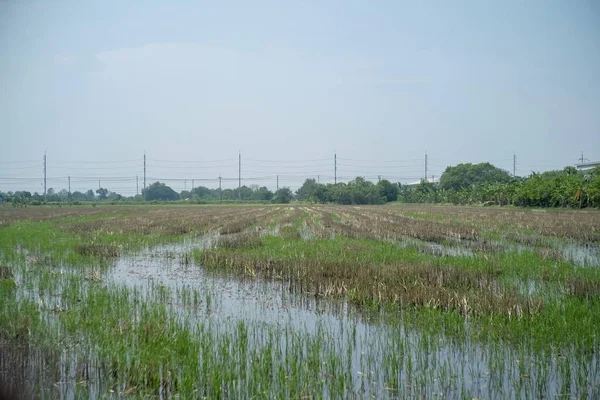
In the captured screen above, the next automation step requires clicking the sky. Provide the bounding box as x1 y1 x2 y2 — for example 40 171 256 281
1 0 599 195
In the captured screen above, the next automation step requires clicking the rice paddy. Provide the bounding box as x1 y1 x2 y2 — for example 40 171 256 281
1 204 599 399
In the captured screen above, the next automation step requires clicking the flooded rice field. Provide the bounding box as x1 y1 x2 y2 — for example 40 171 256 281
1 204 599 398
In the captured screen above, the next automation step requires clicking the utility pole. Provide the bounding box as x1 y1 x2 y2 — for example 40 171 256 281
136 176 139 195
143 152 146 190
513 153 517 178
184 180 187 191
238 152 241 199
378 175 381 183
43 152 47 203
334 153 337 184
191 179 194 192
424 153 428 181
219 175 222 201
68 176 71 202
317 175 320 183
579 151 588 164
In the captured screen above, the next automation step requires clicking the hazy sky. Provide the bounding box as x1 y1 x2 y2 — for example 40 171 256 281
1 0 599 195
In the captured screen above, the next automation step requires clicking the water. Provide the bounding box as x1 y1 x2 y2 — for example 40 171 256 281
398 235 600 268
397 237 475 258
104 238 599 398
4 237 599 398
562 243 600 267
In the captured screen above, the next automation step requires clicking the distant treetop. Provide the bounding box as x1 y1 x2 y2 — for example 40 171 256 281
439 162 511 191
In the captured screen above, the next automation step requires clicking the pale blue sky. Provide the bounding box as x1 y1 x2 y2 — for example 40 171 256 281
1 1 599 194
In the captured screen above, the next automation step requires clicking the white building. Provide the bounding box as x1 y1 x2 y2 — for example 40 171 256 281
406 177 439 186
576 161 600 172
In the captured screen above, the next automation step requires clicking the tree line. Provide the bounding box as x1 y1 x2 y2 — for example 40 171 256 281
145 182 295 204
1 187 126 205
286 163 600 208
0 183 296 205
2 162 599 208
402 164 600 208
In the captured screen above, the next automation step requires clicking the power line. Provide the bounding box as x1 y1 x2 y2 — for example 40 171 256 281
336 164 423 170
244 158 330 163
241 163 332 169
0 160 40 165
242 169 330 175
3 151 587 198
145 164 236 169
0 165 41 170
50 159 140 164
146 177 223 182
337 157 423 163
47 165 141 170
148 158 238 163
0 177 45 181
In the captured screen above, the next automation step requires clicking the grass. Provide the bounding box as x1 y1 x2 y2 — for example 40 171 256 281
0 204 599 398
197 233 600 346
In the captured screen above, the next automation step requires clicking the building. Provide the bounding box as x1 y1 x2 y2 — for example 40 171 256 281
576 161 600 172
406 177 439 186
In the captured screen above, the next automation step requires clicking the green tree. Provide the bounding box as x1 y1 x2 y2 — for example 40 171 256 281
143 182 179 201
376 179 399 202
585 167 600 208
439 162 511 191
347 177 385 205
413 179 439 203
58 189 69 199
107 192 123 201
251 186 274 201
231 186 253 200
272 187 294 203
71 191 87 201
191 186 213 199
12 191 32 205
96 188 109 200
14 191 32 199
296 179 320 202
221 189 235 200
312 184 328 203
325 183 352 205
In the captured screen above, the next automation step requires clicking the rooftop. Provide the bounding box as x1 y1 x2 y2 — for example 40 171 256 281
576 161 600 170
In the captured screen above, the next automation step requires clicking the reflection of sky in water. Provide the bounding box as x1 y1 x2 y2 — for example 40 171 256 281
8 233 600 398
102 238 599 398
398 235 600 267
561 243 600 267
